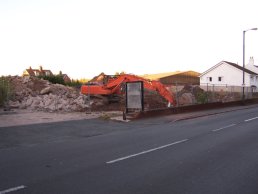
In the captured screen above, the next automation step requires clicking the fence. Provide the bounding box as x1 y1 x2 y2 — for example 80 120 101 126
172 83 257 107
144 83 258 111
199 83 255 102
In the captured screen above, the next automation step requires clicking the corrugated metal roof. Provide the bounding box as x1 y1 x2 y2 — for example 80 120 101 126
142 71 200 80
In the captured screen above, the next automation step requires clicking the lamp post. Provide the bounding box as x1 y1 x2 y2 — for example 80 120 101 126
242 28 257 101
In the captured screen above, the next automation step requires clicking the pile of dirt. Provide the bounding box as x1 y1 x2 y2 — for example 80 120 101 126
176 85 206 105
88 95 125 111
90 90 169 111
144 90 168 110
6 76 88 112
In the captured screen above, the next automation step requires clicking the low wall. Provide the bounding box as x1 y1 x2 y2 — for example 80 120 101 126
135 98 258 119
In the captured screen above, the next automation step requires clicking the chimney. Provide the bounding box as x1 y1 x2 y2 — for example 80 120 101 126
39 66 43 72
248 56 254 66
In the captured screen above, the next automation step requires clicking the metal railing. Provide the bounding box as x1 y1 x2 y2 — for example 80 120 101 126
144 83 258 110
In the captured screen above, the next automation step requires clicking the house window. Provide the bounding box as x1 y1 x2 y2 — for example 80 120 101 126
207 77 212 82
218 77 222 82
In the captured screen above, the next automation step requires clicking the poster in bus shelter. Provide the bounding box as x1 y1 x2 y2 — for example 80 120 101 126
125 81 144 112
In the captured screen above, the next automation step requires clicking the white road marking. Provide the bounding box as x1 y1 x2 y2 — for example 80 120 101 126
212 124 236 132
0 185 26 194
245 117 258 122
106 139 188 164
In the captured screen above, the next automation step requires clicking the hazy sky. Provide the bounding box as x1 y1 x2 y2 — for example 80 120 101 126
0 0 257 79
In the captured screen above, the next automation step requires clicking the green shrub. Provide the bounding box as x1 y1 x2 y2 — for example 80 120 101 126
38 75 65 85
38 76 82 88
196 92 208 104
0 77 11 107
66 80 82 88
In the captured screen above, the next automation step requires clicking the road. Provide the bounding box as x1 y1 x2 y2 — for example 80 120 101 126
1 106 258 194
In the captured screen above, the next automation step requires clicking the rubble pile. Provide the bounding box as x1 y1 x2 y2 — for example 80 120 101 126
7 76 88 112
178 85 205 105
144 90 168 110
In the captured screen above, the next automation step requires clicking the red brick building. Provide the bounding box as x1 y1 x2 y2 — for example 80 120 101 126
23 66 53 77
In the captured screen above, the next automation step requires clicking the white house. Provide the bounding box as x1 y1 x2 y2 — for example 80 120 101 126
200 58 258 88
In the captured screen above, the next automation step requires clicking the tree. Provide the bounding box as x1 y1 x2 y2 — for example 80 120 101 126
38 75 65 85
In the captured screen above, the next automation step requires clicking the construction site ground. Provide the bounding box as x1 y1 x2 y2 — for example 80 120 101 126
1 104 258 128
0 109 122 128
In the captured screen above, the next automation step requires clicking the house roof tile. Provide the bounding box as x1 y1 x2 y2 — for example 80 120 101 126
25 69 36 76
223 61 258 75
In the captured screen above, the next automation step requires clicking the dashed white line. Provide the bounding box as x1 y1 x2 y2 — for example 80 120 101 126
0 185 26 194
106 139 188 164
212 124 236 132
245 117 258 122
107 116 258 164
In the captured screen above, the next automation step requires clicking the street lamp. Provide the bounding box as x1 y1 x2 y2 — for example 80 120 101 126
242 28 257 101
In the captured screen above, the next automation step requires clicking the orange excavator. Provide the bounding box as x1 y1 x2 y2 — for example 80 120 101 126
81 73 176 107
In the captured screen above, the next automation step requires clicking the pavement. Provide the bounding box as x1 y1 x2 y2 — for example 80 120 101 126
0 109 122 127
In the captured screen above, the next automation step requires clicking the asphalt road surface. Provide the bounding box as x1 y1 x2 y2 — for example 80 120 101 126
1 106 258 194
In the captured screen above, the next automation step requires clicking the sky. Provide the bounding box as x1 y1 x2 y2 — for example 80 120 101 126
0 0 258 79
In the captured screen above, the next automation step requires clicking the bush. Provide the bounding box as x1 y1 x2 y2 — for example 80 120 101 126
38 75 65 85
196 92 208 104
66 80 82 88
38 75 83 89
0 77 11 107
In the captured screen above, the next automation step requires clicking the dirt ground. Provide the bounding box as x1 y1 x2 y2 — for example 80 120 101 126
0 109 123 128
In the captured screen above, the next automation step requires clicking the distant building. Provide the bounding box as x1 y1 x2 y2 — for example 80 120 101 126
88 72 106 84
23 66 71 83
142 71 200 85
23 66 53 77
59 71 71 83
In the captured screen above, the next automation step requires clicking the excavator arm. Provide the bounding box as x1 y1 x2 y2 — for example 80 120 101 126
148 80 175 107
